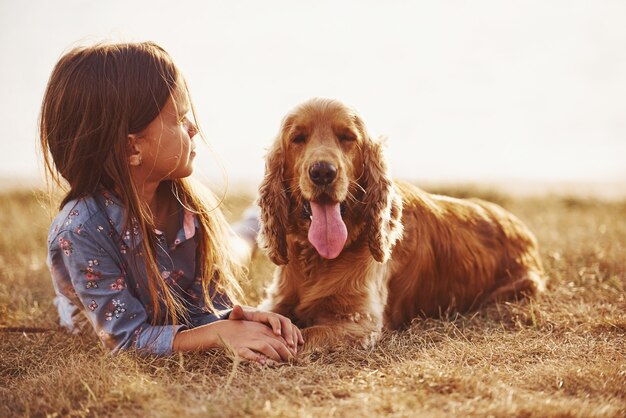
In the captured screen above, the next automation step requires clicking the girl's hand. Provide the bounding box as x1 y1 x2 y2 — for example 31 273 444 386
229 305 305 353
173 319 295 364
215 319 295 364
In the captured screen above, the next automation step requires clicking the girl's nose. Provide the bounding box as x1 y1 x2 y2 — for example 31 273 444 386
187 122 198 138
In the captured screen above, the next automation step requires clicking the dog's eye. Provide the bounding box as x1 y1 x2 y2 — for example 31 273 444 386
292 133 307 144
339 133 356 142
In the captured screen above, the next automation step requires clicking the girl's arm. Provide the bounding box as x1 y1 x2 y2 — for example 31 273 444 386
51 228 295 362
172 316 294 363
49 228 184 355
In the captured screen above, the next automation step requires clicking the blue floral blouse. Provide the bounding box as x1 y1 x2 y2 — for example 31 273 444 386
47 190 256 356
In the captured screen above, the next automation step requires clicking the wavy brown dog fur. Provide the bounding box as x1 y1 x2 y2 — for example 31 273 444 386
258 98 546 351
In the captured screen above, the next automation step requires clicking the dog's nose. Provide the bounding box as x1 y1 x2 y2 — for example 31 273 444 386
309 161 337 186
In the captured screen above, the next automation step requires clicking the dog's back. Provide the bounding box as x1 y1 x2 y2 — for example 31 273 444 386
384 181 545 327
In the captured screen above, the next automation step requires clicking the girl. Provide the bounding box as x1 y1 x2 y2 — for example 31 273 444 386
40 41 302 363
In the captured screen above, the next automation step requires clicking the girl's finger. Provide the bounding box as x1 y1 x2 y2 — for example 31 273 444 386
266 337 294 362
268 315 282 336
229 305 246 321
285 322 298 350
262 327 296 357
284 324 297 354
279 317 294 346
295 325 304 345
236 347 266 365
251 340 285 363
291 325 302 352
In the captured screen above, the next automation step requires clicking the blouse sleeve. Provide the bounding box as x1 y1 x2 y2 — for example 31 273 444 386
49 228 185 355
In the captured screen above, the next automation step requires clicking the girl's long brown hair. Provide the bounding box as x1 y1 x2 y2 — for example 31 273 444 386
40 42 245 325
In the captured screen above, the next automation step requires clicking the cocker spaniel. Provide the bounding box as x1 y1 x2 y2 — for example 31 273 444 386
257 98 546 351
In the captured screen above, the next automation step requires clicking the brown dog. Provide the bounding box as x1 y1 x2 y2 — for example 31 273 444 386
257 98 546 350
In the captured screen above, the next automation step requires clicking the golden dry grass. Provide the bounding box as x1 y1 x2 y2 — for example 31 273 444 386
1 185 625 417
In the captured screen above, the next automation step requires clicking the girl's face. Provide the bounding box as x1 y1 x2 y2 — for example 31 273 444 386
131 83 199 182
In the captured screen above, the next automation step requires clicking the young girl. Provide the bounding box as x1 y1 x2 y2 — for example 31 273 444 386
40 41 302 363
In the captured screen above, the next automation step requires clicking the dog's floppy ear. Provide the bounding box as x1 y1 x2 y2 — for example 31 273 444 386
257 139 290 265
360 135 404 263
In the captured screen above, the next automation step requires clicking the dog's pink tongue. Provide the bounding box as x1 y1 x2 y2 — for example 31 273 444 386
308 201 347 259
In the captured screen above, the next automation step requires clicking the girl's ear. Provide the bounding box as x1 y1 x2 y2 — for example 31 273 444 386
360 135 404 263
127 134 142 167
257 139 290 265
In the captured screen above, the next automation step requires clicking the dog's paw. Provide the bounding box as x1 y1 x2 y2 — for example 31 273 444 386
356 330 382 350
298 324 382 354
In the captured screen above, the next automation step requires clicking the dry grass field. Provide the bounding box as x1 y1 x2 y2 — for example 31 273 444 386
1 184 624 417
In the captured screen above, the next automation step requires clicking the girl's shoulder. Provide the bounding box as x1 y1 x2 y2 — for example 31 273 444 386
48 191 126 245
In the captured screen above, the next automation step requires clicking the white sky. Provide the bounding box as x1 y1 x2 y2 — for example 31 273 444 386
1 0 625 186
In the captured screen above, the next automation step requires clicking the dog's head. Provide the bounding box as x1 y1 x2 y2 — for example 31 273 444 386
258 98 403 265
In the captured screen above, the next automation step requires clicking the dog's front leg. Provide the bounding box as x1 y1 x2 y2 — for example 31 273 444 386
300 315 383 353
258 268 300 320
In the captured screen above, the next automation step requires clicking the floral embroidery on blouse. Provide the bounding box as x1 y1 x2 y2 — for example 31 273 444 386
81 260 102 288
110 277 126 291
123 218 140 242
102 191 114 206
156 233 167 246
58 237 73 255
105 299 127 321
161 269 185 286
